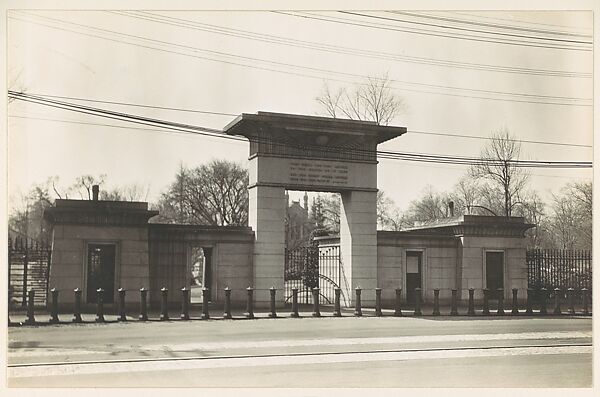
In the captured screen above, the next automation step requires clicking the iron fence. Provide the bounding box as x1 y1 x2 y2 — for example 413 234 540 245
8 237 51 308
527 248 592 302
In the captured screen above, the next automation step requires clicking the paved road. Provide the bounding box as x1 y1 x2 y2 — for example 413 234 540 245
6 314 592 387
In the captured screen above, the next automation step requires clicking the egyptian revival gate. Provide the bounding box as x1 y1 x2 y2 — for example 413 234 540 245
284 242 344 305
224 112 406 307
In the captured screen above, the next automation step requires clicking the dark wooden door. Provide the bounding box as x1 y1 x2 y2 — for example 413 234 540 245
486 251 504 300
406 251 422 304
87 244 116 303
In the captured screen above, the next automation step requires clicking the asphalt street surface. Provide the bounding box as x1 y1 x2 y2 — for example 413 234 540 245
6 311 593 388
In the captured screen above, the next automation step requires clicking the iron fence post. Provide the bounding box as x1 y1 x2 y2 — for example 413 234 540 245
482 288 490 315
468 288 475 316
414 288 422 316
160 287 169 321
269 287 277 318
95 288 105 323
291 288 299 318
118 288 126 322
497 288 505 315
375 288 382 317
511 288 519 315
25 289 35 325
394 288 403 317
312 288 321 317
567 288 575 315
354 287 362 317
245 287 254 319
223 287 232 319
450 289 458 316
540 288 548 315
49 288 59 324
582 288 589 316
201 287 210 320
433 289 440 316
525 288 534 315
22 248 28 308
553 288 561 315
139 287 148 321
73 288 82 323
333 287 342 317
181 287 190 320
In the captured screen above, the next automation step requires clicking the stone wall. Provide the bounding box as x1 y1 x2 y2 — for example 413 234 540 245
148 224 254 308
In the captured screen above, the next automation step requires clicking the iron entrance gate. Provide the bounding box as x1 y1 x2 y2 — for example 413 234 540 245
284 243 343 305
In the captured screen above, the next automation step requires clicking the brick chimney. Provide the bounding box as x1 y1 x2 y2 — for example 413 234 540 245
92 185 99 201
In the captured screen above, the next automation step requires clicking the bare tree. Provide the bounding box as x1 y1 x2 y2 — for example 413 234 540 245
155 160 249 226
469 129 529 217
316 73 405 125
101 183 150 201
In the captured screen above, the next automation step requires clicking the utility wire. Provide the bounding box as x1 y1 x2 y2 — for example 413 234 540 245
14 91 593 149
341 11 593 45
449 11 592 33
276 11 591 52
113 10 590 79
8 91 592 169
385 11 592 38
11 12 592 107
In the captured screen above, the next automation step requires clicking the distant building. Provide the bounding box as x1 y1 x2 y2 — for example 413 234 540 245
284 191 316 250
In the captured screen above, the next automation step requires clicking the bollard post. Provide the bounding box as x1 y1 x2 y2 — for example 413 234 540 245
245 287 254 319
539 288 548 315
290 288 300 318
333 288 342 317
511 288 519 315
450 289 458 316
201 287 210 320
95 288 105 323
497 288 505 316
73 288 83 323
269 287 277 318
582 288 589 316
354 287 362 317
118 288 127 322
223 287 232 319
525 288 534 315
139 287 148 321
375 288 382 317
160 287 169 321
394 288 403 317
50 288 59 324
312 288 321 317
468 288 475 316
180 287 190 320
567 288 575 315
414 288 422 316
482 288 490 315
432 289 440 316
553 288 561 315
25 289 36 325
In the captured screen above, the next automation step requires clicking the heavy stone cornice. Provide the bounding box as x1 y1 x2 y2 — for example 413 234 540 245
44 199 158 227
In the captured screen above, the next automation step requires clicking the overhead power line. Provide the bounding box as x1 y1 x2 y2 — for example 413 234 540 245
10 12 592 107
15 91 593 149
448 11 592 33
341 11 593 45
112 10 590 79
385 11 593 39
276 11 592 52
8 90 592 169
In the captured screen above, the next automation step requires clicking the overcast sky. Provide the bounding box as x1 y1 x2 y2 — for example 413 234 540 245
5 4 594 212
